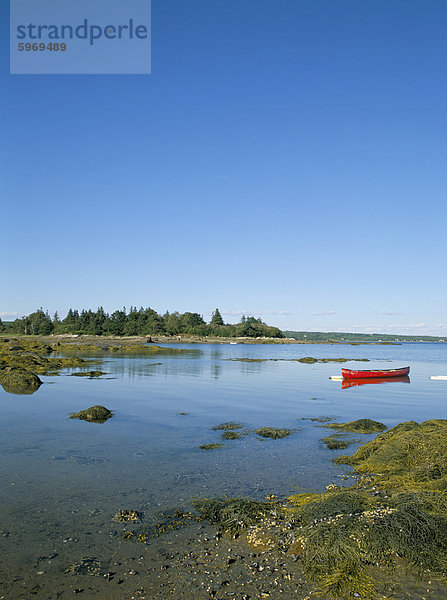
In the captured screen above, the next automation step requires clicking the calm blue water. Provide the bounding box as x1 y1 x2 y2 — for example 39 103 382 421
0 342 446 593
1 342 447 499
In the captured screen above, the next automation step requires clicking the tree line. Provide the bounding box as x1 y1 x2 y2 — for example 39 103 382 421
2 307 285 338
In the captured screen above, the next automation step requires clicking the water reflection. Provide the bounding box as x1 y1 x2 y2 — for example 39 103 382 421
342 375 411 389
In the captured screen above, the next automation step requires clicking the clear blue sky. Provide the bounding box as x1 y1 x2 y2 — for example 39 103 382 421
2 1 446 335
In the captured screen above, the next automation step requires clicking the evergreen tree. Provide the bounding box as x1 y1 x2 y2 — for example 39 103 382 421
14 309 54 335
5 305 284 338
164 311 181 335
210 308 224 326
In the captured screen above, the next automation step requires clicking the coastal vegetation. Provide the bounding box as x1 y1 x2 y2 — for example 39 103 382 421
193 419 447 598
0 336 194 395
0 338 98 395
71 370 108 378
226 356 370 363
221 430 244 440
0 367 42 394
320 434 361 450
6 307 284 338
322 418 387 434
211 422 244 431
255 427 292 439
69 405 113 423
199 442 224 450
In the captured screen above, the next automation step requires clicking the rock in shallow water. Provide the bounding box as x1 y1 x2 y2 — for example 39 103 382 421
69 405 113 423
0 367 42 395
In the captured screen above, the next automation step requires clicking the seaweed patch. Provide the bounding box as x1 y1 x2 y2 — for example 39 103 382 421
255 427 292 439
322 418 387 434
194 419 447 598
69 405 113 423
200 443 224 450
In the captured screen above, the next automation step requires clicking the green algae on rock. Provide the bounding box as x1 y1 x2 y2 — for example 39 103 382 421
71 370 108 378
0 338 97 375
226 357 370 363
221 430 244 440
69 405 113 423
54 341 196 356
298 357 370 364
320 434 361 450
199 442 224 450
323 418 387 434
301 415 335 423
194 420 447 598
255 427 291 439
122 509 195 543
193 497 277 535
283 423 447 597
335 419 447 490
0 367 42 395
211 422 244 431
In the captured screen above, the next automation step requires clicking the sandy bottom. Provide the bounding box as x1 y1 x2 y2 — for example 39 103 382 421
1 494 446 600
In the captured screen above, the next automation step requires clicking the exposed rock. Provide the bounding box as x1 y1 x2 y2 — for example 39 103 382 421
0 367 42 395
69 405 113 423
255 427 291 439
71 371 108 378
323 418 387 434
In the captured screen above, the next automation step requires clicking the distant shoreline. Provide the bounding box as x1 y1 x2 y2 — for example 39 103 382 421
0 332 424 346
1 332 446 346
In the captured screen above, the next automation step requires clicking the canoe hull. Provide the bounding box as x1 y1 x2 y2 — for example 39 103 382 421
342 366 410 380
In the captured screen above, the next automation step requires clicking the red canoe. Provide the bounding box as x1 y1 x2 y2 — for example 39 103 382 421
342 366 410 380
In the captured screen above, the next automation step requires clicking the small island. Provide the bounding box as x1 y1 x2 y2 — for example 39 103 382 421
1 307 284 339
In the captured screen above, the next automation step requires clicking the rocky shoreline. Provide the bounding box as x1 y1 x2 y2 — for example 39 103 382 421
0 333 397 347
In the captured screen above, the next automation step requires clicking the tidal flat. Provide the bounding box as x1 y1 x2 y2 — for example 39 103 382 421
0 338 446 598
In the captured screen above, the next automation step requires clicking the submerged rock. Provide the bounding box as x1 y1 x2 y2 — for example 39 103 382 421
212 422 244 431
222 430 244 440
320 434 361 449
69 405 113 423
323 418 387 434
298 356 318 363
0 367 42 395
200 443 223 450
255 427 291 439
65 557 103 576
298 357 370 364
71 371 108 378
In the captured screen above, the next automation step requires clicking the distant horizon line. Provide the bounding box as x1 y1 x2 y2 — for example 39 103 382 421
284 330 446 341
